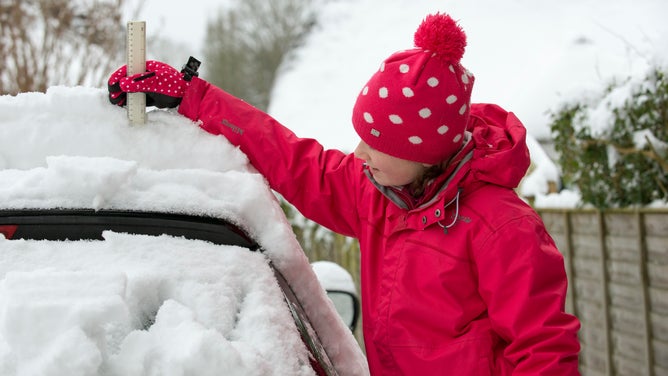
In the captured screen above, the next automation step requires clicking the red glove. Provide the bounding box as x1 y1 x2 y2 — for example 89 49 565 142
108 60 191 109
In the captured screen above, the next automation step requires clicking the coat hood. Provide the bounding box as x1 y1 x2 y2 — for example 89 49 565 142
369 103 530 211
467 103 530 189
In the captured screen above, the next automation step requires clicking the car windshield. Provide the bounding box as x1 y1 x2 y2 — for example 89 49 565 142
1 233 311 375
0 87 367 375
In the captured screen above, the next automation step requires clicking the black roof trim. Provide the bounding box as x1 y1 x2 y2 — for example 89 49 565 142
0 209 260 251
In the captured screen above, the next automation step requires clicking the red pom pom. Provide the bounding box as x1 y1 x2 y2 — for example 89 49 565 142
414 13 467 63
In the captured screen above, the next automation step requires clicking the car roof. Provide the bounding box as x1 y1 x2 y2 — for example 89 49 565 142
0 86 368 375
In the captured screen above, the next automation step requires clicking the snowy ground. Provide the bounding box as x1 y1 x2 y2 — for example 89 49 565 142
0 87 368 376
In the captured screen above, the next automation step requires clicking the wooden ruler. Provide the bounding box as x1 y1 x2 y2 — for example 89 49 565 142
126 21 146 125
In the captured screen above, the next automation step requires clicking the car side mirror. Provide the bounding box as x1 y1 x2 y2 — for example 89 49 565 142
325 290 360 332
311 261 360 332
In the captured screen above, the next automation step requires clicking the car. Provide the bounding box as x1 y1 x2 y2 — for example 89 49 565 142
311 261 360 333
0 86 368 376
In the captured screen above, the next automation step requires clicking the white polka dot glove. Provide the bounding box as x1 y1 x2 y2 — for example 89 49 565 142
108 60 191 109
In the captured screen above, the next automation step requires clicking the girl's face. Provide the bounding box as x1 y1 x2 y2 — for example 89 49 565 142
354 141 429 187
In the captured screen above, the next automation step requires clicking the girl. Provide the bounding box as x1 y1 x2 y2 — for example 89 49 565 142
109 12 581 375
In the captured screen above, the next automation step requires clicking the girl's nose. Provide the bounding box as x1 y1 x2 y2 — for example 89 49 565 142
354 141 369 160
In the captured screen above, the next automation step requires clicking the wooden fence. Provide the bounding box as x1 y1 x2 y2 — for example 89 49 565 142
538 209 668 376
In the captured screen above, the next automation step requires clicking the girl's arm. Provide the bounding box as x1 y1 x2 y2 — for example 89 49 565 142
178 77 362 237
476 214 581 375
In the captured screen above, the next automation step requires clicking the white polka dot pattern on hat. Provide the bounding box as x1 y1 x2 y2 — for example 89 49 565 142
419 108 431 118
389 115 403 124
359 57 471 148
352 43 474 165
408 136 423 144
364 112 374 123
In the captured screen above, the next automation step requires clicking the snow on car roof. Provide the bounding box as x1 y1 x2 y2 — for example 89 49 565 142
0 86 368 375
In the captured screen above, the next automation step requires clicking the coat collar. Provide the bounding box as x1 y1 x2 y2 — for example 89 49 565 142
363 136 474 212
361 103 531 232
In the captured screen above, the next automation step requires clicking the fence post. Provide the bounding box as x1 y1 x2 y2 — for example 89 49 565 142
637 211 655 376
597 211 613 374
562 211 577 316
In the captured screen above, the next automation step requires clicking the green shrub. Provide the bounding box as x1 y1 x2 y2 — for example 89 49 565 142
549 67 668 208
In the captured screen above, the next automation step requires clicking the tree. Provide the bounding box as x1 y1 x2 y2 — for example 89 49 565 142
0 0 129 95
549 66 668 208
203 0 315 111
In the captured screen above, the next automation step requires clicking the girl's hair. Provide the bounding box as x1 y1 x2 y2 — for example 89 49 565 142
409 163 445 198
408 134 471 198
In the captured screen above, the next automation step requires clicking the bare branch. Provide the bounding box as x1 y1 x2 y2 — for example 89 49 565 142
0 0 131 94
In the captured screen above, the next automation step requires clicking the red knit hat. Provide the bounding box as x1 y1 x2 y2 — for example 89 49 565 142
352 13 474 165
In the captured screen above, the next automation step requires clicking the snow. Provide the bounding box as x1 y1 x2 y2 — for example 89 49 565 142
635 129 667 152
0 87 368 375
267 0 668 147
520 134 561 197
131 0 668 145
1 236 307 376
263 0 668 208
311 262 356 296
131 0 668 208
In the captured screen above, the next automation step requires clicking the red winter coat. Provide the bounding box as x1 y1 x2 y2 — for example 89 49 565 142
178 77 581 375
